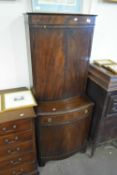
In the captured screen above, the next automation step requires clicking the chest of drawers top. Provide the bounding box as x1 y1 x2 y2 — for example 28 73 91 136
0 88 36 123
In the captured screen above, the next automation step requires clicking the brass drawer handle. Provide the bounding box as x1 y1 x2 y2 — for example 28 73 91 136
7 149 11 154
2 124 17 132
2 127 7 131
16 147 20 151
4 136 19 144
19 113 24 117
48 118 52 123
7 147 21 154
84 109 88 114
13 125 17 129
52 108 56 111
12 168 23 175
10 157 22 165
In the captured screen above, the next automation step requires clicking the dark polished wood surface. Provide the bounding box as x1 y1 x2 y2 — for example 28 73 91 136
27 13 96 101
0 118 38 174
38 115 91 160
87 65 117 156
0 87 38 174
35 96 94 164
26 13 96 165
37 95 93 115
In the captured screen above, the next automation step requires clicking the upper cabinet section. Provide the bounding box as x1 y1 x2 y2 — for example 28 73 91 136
26 13 96 101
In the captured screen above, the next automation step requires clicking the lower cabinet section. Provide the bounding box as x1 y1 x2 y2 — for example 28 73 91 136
40 116 91 160
35 96 94 165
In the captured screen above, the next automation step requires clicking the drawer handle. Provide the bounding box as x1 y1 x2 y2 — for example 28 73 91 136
74 17 78 21
52 108 56 111
7 147 21 154
2 127 7 131
86 18 91 23
10 157 22 165
84 109 88 114
7 149 12 154
2 125 17 132
12 168 23 175
19 113 24 117
48 118 52 123
112 107 117 112
13 125 17 129
16 147 20 151
4 136 19 144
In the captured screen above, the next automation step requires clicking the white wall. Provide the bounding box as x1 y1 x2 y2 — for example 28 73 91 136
90 0 117 62
0 0 32 90
0 0 117 90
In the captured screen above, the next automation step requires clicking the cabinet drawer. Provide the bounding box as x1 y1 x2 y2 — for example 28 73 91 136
0 163 37 175
0 130 33 146
106 94 117 115
0 141 34 158
40 106 92 126
0 152 36 171
38 96 93 115
0 119 33 136
28 14 95 26
0 108 35 124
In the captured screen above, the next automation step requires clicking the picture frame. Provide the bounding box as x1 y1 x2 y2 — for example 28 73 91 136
32 0 82 13
4 90 37 111
108 0 117 2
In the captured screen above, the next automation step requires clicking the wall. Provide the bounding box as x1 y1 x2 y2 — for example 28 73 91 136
0 0 117 90
0 0 32 90
90 0 117 62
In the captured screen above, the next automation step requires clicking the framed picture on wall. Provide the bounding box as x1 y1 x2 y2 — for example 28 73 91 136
32 0 82 13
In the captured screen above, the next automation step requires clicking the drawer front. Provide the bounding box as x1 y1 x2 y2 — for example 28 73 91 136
0 108 35 124
0 130 33 147
0 141 34 158
0 163 37 175
28 14 96 26
0 119 33 136
38 96 93 115
106 94 117 115
0 152 36 171
40 106 92 126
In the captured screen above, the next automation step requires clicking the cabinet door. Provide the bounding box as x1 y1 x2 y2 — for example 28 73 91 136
29 16 95 101
39 115 91 160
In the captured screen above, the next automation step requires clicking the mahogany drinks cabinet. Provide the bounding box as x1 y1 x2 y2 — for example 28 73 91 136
25 13 96 165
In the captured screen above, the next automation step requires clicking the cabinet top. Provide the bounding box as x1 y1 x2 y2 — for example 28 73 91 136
88 64 117 91
25 13 97 26
26 12 97 16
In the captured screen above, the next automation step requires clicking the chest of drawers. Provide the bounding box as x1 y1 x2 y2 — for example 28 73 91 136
0 108 38 175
